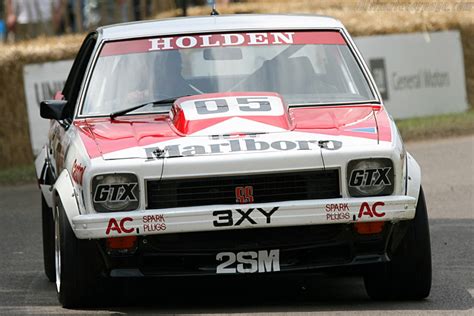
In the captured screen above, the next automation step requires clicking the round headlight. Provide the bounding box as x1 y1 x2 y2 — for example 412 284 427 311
347 159 394 197
92 173 139 212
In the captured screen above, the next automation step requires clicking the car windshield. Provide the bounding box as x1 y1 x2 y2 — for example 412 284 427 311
81 31 376 116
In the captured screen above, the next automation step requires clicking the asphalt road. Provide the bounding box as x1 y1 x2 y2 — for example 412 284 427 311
0 135 472 315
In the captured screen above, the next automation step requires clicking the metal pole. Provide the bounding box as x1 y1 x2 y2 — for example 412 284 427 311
182 0 188 17
140 0 146 20
75 0 82 32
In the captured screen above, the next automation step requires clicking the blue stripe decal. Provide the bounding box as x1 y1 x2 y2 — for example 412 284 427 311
351 127 377 134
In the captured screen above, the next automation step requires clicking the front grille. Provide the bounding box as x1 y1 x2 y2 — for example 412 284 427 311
146 169 340 209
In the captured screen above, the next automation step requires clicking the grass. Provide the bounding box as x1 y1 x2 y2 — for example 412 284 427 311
396 110 474 141
0 110 472 186
0 164 36 186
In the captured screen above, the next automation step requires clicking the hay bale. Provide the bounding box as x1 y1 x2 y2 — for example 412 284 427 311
0 34 83 168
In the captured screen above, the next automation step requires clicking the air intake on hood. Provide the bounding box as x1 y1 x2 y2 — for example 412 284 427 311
170 92 293 136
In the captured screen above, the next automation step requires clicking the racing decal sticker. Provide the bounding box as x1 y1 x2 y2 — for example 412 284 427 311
106 217 134 235
106 215 167 235
349 167 392 187
142 214 166 232
171 92 291 135
325 203 351 221
350 127 377 134
75 102 391 160
216 249 280 274
291 105 392 142
145 138 343 158
93 183 138 203
235 186 254 204
49 121 70 171
213 207 279 227
100 31 346 56
176 95 285 120
71 159 86 185
358 202 385 218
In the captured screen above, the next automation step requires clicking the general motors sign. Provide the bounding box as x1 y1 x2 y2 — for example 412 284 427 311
355 31 468 119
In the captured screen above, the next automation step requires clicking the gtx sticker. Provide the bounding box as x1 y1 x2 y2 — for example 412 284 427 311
71 159 86 185
216 249 280 274
349 167 392 187
142 214 167 232
213 207 279 227
358 202 385 218
326 203 351 221
93 183 138 203
179 96 284 120
106 217 134 235
145 139 342 158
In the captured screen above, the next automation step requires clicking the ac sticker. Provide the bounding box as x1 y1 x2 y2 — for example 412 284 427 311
358 202 385 218
106 217 134 235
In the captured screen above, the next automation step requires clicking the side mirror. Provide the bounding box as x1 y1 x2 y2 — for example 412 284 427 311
40 100 69 120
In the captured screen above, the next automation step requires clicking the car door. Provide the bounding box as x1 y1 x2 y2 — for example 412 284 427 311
49 33 97 176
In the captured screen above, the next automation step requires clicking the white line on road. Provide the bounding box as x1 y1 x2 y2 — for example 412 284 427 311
468 288 474 298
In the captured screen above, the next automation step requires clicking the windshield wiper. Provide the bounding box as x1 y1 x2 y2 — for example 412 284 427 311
110 95 193 119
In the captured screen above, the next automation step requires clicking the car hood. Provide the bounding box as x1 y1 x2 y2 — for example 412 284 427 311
75 93 392 160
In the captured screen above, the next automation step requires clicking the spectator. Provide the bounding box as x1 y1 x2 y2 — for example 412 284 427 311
0 19 5 42
5 0 64 41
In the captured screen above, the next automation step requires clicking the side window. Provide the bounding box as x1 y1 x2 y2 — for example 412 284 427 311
62 32 97 118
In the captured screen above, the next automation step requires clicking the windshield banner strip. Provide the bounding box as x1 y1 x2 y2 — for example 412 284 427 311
100 31 346 57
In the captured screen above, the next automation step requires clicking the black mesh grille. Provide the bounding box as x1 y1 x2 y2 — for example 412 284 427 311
146 169 340 209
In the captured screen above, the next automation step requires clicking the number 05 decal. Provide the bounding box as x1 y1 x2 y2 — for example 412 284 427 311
216 249 280 274
180 95 285 120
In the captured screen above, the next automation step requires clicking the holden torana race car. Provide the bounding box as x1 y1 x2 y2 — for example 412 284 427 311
36 14 432 307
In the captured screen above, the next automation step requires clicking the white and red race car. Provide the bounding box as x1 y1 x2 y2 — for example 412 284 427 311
36 14 431 307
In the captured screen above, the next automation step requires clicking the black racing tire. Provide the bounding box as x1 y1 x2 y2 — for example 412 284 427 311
42 195 55 282
364 187 432 300
55 199 103 308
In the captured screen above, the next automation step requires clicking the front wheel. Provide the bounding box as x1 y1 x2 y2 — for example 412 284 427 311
364 187 432 300
55 199 103 308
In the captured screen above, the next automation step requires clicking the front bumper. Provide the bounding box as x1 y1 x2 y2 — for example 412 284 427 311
101 220 410 277
72 195 416 239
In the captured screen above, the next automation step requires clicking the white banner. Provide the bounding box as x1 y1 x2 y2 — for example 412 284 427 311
355 30 468 119
23 60 73 154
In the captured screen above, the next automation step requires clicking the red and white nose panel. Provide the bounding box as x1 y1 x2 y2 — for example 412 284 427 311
171 92 293 136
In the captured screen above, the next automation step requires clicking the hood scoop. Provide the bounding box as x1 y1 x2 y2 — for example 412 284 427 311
170 92 293 136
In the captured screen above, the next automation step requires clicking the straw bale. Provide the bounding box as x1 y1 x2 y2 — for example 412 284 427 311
0 34 83 168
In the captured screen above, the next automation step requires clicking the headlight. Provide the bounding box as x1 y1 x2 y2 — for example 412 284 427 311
347 158 394 197
92 173 139 212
